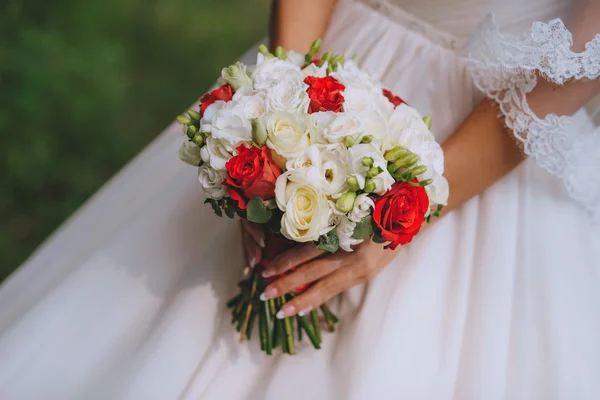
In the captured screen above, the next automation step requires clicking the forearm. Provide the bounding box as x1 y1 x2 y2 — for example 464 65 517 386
270 0 336 52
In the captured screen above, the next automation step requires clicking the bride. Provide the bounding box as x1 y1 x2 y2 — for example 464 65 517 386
1 0 599 398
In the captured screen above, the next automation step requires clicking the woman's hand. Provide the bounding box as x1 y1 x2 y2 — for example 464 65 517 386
241 220 265 271
260 240 396 319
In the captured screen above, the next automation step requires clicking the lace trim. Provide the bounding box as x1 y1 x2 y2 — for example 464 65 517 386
466 15 600 220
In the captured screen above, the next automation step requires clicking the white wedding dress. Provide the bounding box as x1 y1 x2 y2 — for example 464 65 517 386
1 0 599 398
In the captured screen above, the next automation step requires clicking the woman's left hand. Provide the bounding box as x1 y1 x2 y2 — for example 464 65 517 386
260 240 396 319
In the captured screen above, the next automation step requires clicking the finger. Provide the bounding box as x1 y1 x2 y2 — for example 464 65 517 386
275 268 353 319
243 228 262 269
262 243 324 278
242 219 265 249
260 257 343 300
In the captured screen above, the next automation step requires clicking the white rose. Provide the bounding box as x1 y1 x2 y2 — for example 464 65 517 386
308 111 337 144
286 144 348 195
347 143 394 195
342 87 394 119
301 61 328 78
200 136 236 170
321 112 366 144
336 216 363 252
356 110 389 144
275 170 332 242
266 112 311 160
348 193 374 223
252 57 303 91
383 103 435 152
198 164 228 200
178 140 202 166
230 87 267 120
265 78 310 114
200 102 252 146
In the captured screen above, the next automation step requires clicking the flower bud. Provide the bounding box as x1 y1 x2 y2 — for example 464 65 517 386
395 154 419 169
384 146 408 162
352 53 360 63
319 51 332 66
418 178 434 186
423 115 432 130
176 115 191 125
187 109 201 121
344 136 356 148
251 118 268 145
346 175 360 190
387 164 397 174
193 133 204 147
309 39 322 55
410 165 427 176
360 135 373 144
274 46 287 60
364 178 376 193
221 62 253 90
367 166 382 178
186 124 198 138
331 54 345 67
336 191 357 213
361 156 374 167
258 44 271 56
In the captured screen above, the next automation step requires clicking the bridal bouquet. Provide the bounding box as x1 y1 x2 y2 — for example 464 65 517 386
177 40 448 354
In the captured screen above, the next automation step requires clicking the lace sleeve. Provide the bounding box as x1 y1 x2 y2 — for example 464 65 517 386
466 15 600 220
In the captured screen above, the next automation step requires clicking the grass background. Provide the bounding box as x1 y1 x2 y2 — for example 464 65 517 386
0 0 271 281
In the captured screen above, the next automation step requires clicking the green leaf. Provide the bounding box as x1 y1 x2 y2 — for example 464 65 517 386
372 230 386 244
317 230 339 253
224 205 236 219
352 216 373 239
246 197 272 224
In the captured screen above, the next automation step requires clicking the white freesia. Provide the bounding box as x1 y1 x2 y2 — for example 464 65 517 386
348 193 374 223
198 164 228 200
286 50 305 67
286 144 348 195
177 140 202 166
200 102 252 146
252 56 303 91
275 170 332 242
356 110 389 143
426 175 449 206
327 200 345 227
200 136 236 170
265 78 310 113
336 216 363 252
321 112 366 144
301 61 328 78
266 112 311 159
330 60 377 90
347 143 394 195
220 62 253 90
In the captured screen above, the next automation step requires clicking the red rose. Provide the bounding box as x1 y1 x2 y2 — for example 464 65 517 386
372 180 429 250
200 84 233 114
224 145 282 209
304 76 345 114
382 89 404 108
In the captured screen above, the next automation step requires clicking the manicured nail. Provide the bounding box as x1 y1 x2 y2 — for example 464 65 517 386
243 267 250 277
276 304 296 319
262 268 275 278
258 238 265 248
297 306 312 317
259 287 278 301
249 256 256 269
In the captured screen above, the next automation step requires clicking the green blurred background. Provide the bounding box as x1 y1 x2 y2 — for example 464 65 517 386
0 0 271 281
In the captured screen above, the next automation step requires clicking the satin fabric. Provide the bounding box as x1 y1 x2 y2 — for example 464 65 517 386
1 0 599 398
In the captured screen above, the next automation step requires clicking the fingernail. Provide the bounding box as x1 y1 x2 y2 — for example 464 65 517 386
243 267 250 277
262 268 275 278
260 287 278 301
249 256 256 269
258 238 265 248
297 306 312 317
276 304 296 319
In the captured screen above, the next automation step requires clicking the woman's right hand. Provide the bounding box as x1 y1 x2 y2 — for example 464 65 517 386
241 220 265 271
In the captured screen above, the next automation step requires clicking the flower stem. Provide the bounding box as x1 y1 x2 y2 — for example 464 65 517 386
298 315 321 349
296 316 303 341
283 296 295 354
321 303 339 323
310 309 321 344
239 273 258 342
226 293 241 309
263 299 273 355
320 306 335 332
246 311 257 340
259 305 267 351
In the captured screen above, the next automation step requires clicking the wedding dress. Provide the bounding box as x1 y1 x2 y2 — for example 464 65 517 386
1 0 599 398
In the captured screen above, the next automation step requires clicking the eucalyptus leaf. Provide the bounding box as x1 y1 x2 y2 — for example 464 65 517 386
317 230 339 253
372 230 386 244
246 197 272 224
352 216 373 239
